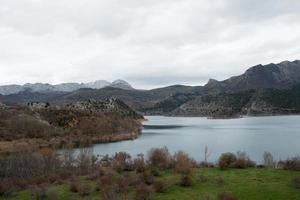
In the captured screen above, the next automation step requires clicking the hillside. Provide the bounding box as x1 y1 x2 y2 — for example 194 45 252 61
173 84 300 117
0 98 143 154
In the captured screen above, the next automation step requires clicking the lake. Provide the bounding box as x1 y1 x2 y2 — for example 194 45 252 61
92 115 300 163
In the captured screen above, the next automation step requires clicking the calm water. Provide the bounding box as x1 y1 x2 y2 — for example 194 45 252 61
92 115 300 163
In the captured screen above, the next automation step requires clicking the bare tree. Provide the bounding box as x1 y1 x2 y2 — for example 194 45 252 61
204 145 211 165
263 151 275 168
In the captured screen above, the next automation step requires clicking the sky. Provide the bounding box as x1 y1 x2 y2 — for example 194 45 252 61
0 0 300 89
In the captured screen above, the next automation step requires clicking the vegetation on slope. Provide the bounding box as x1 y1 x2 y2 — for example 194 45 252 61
0 98 143 153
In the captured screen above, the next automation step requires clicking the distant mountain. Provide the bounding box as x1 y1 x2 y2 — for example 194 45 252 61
0 79 134 95
203 60 300 93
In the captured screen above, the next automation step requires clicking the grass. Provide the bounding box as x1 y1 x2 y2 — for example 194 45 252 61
1 168 300 200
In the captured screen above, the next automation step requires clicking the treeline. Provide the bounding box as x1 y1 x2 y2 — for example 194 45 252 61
0 146 299 199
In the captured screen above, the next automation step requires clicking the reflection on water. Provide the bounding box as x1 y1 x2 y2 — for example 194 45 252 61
92 115 300 163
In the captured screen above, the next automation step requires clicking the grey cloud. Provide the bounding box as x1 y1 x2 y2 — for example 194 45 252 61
0 0 299 88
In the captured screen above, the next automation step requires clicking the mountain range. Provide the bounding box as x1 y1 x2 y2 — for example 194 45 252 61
1 60 300 117
0 79 134 95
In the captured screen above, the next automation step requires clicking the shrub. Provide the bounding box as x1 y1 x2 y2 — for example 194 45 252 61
198 174 209 183
96 174 114 191
139 171 155 185
218 153 237 169
135 184 153 200
292 177 300 189
235 151 255 168
173 150 194 173
102 186 117 200
69 178 81 193
116 176 129 193
179 173 193 187
47 188 59 200
218 192 238 200
30 186 47 200
113 152 132 172
216 177 225 187
153 180 169 193
281 157 300 171
78 183 91 196
148 147 172 169
0 180 12 197
134 154 147 172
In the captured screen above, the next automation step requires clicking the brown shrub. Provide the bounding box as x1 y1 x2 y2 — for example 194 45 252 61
135 184 153 200
179 173 193 187
0 179 13 197
30 185 47 200
113 152 133 172
153 180 169 193
139 171 155 185
281 157 300 171
69 178 81 193
235 151 256 168
133 154 147 172
173 150 194 173
102 186 117 200
292 177 300 189
148 147 172 169
218 192 238 200
78 183 91 197
218 153 237 169
47 188 59 200
116 176 129 193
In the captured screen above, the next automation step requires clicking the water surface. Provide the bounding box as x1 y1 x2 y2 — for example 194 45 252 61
92 115 300 162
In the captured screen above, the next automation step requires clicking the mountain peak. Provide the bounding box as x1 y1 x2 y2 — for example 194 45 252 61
110 79 134 90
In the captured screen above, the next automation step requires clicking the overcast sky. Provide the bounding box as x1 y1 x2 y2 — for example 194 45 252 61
0 0 300 89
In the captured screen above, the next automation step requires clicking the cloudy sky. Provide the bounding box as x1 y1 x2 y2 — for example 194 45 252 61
0 0 300 89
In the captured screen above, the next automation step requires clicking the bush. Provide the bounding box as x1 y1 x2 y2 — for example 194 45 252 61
216 177 225 187
218 153 237 169
30 185 47 200
78 183 91 196
173 150 194 173
153 180 169 193
0 180 12 197
112 152 133 172
292 177 300 189
47 188 59 200
198 174 209 183
179 173 193 187
218 192 238 200
134 154 147 172
235 151 255 168
69 178 81 193
281 157 300 171
135 184 153 200
148 147 172 169
97 174 114 191
139 171 155 185
116 176 129 193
